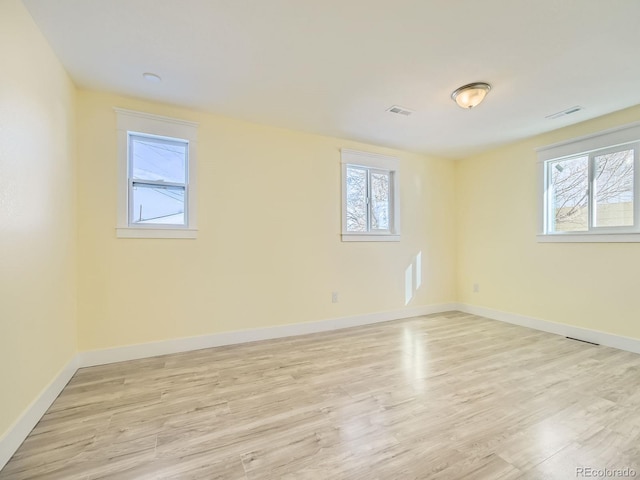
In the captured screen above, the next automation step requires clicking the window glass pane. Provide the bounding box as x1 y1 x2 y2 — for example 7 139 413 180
131 183 185 225
594 149 634 227
346 166 367 232
370 171 390 230
131 135 187 183
548 156 588 232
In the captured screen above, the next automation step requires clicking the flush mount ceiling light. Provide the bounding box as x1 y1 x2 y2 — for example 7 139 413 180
451 82 491 109
142 72 162 83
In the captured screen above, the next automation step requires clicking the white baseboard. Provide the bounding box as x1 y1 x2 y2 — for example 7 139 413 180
0 355 78 470
78 303 458 367
456 303 640 355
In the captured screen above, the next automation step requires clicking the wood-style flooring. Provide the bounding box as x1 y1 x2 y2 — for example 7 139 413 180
2 311 640 479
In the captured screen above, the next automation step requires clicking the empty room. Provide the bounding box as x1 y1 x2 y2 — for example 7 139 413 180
2 0 640 478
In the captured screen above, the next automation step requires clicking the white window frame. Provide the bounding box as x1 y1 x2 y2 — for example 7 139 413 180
537 121 640 243
341 148 400 242
115 108 198 239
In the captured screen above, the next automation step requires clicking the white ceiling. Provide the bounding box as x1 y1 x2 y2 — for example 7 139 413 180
23 0 640 158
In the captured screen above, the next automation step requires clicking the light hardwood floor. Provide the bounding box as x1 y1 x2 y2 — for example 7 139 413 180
2 311 640 479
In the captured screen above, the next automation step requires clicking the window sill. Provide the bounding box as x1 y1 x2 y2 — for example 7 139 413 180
117 227 198 239
341 234 400 242
537 233 640 243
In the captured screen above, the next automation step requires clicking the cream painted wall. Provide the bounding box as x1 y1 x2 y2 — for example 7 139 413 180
76 91 457 351
0 0 77 438
456 105 640 340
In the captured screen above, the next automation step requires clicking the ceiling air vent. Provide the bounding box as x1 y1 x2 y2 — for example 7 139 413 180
386 105 414 116
545 106 583 120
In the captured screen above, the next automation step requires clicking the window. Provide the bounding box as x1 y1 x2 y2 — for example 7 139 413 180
129 134 188 226
115 109 198 238
537 121 640 242
341 149 400 241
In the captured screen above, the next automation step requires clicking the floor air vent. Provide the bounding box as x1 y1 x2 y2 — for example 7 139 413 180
566 336 599 346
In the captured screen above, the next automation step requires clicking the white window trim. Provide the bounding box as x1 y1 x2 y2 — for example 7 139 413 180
536 121 640 243
115 108 198 239
341 148 400 242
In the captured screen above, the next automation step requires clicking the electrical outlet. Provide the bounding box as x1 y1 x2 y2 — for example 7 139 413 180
473 283 479 293
331 291 339 303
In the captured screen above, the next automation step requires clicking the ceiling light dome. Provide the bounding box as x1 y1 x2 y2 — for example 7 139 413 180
451 82 491 109
142 72 162 83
